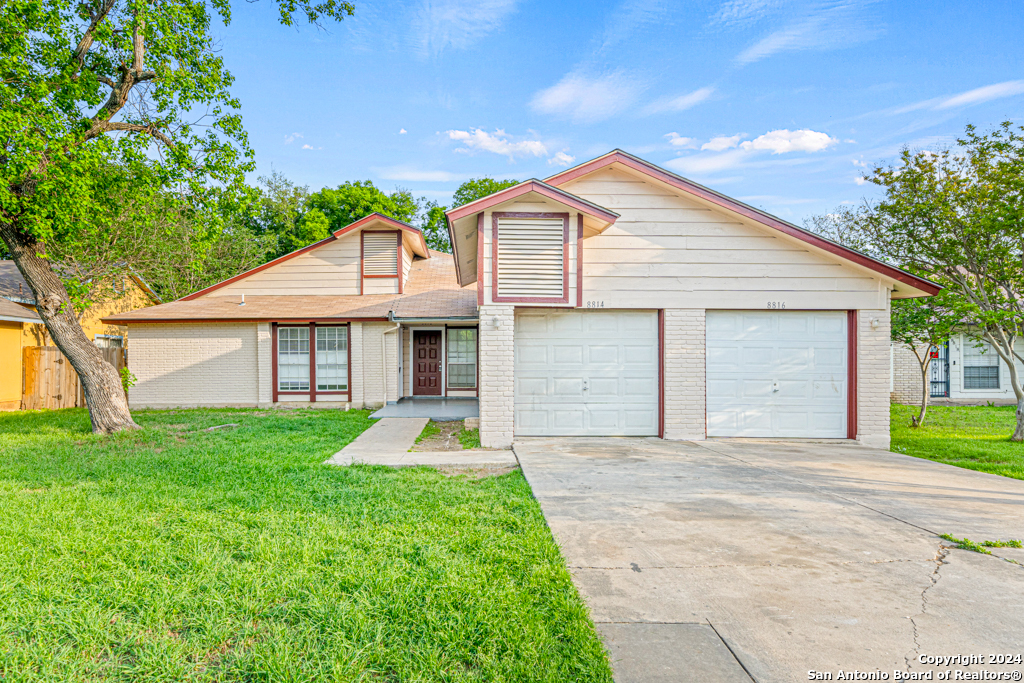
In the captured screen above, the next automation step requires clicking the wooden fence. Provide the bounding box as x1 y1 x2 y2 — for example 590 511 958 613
22 346 126 410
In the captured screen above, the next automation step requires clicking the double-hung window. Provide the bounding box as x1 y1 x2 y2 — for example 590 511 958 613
963 338 1000 389
447 328 477 389
316 326 348 391
278 327 310 391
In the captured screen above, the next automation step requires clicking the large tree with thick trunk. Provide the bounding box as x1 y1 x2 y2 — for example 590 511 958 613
1 0 352 433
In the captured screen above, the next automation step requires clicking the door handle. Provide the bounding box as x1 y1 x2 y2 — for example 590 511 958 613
583 378 589 391
772 381 780 393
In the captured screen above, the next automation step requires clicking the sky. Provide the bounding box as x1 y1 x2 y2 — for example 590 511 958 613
218 0 1024 224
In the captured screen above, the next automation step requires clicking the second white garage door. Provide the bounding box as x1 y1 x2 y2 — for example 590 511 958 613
514 310 659 436
706 311 849 438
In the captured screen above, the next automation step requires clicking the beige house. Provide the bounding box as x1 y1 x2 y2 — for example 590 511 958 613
106 151 940 449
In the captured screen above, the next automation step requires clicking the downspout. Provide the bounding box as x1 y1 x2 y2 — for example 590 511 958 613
382 313 400 405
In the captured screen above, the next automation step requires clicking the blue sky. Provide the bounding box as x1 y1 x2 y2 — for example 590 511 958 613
220 0 1023 223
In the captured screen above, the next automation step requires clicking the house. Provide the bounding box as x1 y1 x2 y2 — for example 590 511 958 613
0 261 160 411
103 151 940 449
892 335 1020 405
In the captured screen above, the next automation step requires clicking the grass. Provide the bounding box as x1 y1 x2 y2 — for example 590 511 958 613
890 404 1024 480
459 428 482 450
0 408 612 681
413 419 441 444
939 534 1023 554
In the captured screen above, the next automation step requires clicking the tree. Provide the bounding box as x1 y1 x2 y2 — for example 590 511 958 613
307 181 418 233
0 0 352 433
419 177 521 254
890 294 963 428
834 122 1024 440
452 177 520 207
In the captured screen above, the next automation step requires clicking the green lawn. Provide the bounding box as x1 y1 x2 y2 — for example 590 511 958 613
891 404 1024 480
0 408 611 681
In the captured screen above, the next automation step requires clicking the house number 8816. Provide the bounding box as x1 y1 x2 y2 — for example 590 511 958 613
767 301 786 309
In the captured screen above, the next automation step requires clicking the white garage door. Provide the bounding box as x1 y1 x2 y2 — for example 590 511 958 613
515 310 659 436
706 311 848 438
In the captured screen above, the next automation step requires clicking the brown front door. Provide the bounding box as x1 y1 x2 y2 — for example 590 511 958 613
413 330 442 395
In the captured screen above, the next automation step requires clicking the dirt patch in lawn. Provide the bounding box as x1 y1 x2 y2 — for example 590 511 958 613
411 420 465 451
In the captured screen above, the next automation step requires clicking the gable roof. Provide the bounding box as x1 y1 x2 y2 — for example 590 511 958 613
544 149 942 297
0 260 161 305
0 297 41 324
181 213 430 301
103 250 475 323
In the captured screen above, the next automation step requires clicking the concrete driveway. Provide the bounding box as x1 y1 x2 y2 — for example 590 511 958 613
513 438 1024 683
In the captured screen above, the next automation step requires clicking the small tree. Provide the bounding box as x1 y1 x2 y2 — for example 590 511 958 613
890 294 962 427
419 177 521 254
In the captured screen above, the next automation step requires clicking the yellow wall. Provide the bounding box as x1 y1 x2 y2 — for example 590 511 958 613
21 276 156 346
0 321 23 410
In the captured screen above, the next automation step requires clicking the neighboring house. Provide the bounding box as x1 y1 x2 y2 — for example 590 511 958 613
104 151 940 449
892 334 1021 404
0 261 160 411
0 297 42 410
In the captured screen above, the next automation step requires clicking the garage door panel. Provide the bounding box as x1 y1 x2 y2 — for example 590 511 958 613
707 311 847 438
515 310 659 437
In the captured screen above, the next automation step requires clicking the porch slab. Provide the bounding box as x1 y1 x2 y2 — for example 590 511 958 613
370 397 479 421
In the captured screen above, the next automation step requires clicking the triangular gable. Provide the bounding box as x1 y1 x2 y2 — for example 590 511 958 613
545 150 941 297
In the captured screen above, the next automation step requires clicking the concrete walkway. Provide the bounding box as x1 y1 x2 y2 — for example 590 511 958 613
514 437 1024 683
325 417 517 468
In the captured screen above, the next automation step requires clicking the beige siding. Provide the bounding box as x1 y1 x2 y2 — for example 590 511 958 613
562 168 888 311
128 323 259 408
352 322 400 408
402 328 411 397
213 232 361 297
363 278 399 295
403 241 413 288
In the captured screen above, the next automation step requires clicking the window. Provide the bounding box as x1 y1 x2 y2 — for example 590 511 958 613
447 328 477 388
94 335 123 349
963 338 1000 389
278 326 310 391
316 326 348 391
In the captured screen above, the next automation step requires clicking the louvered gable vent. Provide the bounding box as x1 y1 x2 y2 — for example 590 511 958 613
497 217 564 298
363 233 398 275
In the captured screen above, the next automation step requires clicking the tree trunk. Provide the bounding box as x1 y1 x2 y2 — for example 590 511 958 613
913 356 931 428
0 221 139 434
1014 397 1024 443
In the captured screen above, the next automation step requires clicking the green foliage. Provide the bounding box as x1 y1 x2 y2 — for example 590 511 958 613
459 427 482 450
414 419 441 444
939 534 992 554
0 408 612 680
307 180 419 233
418 178 520 255
119 367 136 393
453 178 521 207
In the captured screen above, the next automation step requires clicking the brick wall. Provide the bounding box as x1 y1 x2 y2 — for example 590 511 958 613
664 309 706 440
857 309 891 449
350 323 364 408
128 323 258 408
478 304 514 448
350 321 399 409
256 322 272 406
892 343 924 404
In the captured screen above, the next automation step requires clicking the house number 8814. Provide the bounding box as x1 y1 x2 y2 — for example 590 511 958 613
767 301 786 309
586 301 605 308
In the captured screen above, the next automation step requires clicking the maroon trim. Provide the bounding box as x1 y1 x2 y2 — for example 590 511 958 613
476 213 484 306
271 323 279 403
107 317 388 324
658 309 665 439
359 231 364 296
444 325 479 391
544 151 942 296
334 213 429 256
361 230 402 293
446 180 619 223
397 231 404 295
847 310 858 440
347 322 352 402
309 323 317 403
491 212 571 304
576 213 584 308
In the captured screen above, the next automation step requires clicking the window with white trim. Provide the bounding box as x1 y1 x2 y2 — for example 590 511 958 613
278 326 310 391
496 216 564 298
447 328 477 388
963 338 1000 389
316 326 348 391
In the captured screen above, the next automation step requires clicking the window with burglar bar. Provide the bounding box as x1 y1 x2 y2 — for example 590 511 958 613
316 327 348 391
278 327 309 391
447 328 477 388
963 338 1000 390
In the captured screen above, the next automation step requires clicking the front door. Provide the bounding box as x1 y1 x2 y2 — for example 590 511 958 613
413 330 442 395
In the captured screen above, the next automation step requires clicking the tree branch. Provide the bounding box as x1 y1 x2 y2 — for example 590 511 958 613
83 120 173 146
71 0 119 77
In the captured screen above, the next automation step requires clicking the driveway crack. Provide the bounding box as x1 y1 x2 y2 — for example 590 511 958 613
905 541 950 671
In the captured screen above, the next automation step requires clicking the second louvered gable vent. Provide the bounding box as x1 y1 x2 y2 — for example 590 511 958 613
363 233 399 275
497 217 564 298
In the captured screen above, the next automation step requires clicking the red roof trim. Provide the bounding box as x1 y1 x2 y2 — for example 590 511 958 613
446 180 619 223
180 213 428 301
100 317 390 325
545 151 943 296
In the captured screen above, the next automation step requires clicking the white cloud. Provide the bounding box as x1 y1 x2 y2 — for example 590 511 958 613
937 80 1024 109
739 128 836 154
284 133 303 144
702 134 744 152
301 144 323 150
665 149 749 175
852 157 867 167
734 1 882 66
375 166 462 182
643 86 715 115
665 132 698 148
710 0 783 26
854 176 869 185
446 128 547 159
530 70 646 124
399 128 408 134
412 0 519 58
547 151 576 167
